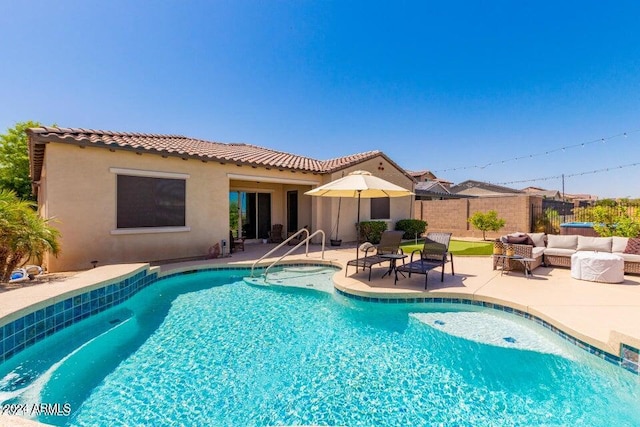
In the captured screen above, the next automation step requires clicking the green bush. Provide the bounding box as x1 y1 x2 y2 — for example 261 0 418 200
358 221 387 244
533 208 560 234
590 205 640 237
395 219 427 240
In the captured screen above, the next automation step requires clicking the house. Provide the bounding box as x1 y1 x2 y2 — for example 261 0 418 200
408 170 453 189
414 180 460 200
565 193 598 206
409 170 437 182
449 180 522 197
27 127 415 272
521 186 562 200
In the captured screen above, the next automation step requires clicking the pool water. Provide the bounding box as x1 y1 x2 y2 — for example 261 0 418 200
1 268 640 426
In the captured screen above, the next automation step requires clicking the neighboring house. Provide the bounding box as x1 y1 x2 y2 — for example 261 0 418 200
449 180 522 197
414 180 461 200
521 186 562 200
409 170 438 182
27 127 415 272
408 170 453 190
565 193 598 205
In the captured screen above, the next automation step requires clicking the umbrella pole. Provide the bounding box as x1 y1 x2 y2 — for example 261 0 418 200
334 197 341 241
356 191 361 262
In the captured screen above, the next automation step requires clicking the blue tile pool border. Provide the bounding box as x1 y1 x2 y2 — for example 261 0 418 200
0 263 338 365
0 262 637 378
0 268 158 364
335 288 640 376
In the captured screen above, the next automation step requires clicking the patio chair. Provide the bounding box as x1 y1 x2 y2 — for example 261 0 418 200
396 232 454 289
267 224 284 243
345 230 404 281
230 230 245 253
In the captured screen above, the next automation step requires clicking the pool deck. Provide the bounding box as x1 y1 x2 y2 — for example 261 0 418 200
1 241 640 359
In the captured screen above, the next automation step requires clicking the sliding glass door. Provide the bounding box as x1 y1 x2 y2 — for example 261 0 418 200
230 191 271 240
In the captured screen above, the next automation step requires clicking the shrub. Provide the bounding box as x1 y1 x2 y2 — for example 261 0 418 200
533 208 560 234
395 219 427 240
357 221 387 244
0 190 60 281
590 205 640 237
468 210 506 240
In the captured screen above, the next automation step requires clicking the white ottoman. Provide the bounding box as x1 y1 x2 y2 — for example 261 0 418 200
570 251 625 283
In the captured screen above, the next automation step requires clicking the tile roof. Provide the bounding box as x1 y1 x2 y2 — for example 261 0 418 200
415 180 451 194
450 180 522 195
408 170 435 178
27 127 405 183
319 151 382 173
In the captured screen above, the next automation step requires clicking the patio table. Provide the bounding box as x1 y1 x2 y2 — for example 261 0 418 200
493 254 536 278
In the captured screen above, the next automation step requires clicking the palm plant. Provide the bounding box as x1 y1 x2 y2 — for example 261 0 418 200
0 190 60 282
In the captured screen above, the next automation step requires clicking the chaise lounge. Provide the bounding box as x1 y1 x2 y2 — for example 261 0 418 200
396 232 454 289
345 230 404 281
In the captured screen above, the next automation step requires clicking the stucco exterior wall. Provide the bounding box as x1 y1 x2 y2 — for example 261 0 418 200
40 144 322 272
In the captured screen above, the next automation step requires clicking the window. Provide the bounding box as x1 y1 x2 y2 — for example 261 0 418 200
370 197 390 220
117 175 186 228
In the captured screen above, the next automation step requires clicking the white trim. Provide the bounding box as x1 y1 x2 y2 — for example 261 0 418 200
110 167 190 180
227 173 319 186
110 226 191 235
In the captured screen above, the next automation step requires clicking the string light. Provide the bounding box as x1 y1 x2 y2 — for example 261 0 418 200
434 129 639 173
494 162 640 185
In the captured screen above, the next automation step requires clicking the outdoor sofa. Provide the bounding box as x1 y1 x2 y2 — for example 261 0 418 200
543 235 640 274
494 233 640 274
493 232 546 272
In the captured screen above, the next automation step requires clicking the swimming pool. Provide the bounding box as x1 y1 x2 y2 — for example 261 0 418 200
1 267 639 426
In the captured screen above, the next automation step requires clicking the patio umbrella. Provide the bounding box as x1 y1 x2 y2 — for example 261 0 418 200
304 170 414 261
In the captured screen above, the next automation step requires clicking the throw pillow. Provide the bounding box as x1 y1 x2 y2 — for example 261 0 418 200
612 236 629 253
506 235 534 246
624 238 640 255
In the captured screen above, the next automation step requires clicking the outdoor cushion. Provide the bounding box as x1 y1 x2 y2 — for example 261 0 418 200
546 235 578 250
577 236 612 252
531 247 545 258
506 235 534 246
543 247 577 257
624 237 640 255
617 252 640 263
527 232 546 248
612 236 629 253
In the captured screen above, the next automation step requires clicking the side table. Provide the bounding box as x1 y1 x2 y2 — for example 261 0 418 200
380 253 408 282
493 254 536 278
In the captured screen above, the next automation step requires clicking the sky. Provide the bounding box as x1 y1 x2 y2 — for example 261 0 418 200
1 1 639 198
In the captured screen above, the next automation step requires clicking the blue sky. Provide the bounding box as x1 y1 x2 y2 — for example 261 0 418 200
1 1 639 198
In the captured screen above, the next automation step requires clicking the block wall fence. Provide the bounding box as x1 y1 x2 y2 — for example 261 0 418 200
414 195 544 239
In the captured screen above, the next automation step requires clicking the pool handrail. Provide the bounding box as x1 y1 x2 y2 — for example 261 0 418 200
250 228 325 277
